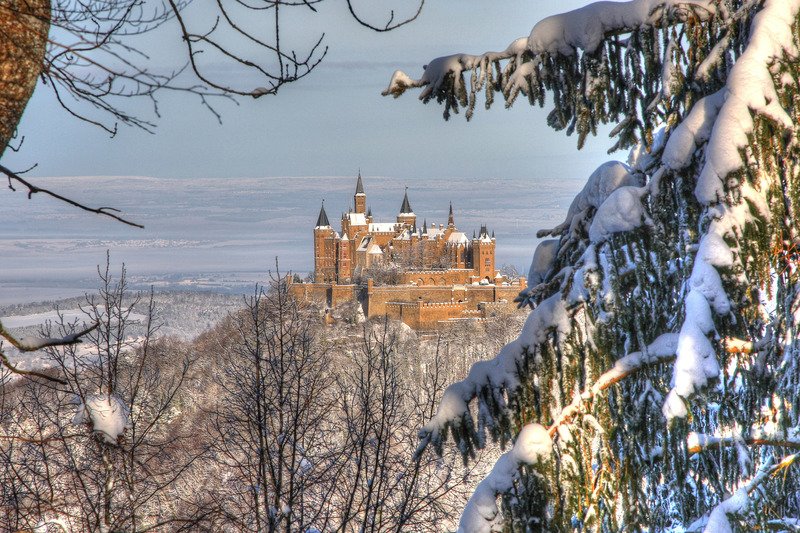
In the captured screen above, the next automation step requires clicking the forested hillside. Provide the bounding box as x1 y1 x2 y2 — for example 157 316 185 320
0 270 525 532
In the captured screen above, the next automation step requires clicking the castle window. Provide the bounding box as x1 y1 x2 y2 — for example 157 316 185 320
485 258 490 268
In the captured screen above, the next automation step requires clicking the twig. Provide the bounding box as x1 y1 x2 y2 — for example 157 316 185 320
688 435 800 455
0 350 67 385
0 320 97 385
0 163 144 228
0 320 98 351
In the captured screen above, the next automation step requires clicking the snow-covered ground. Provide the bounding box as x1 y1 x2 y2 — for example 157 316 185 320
1 175 584 305
0 291 245 380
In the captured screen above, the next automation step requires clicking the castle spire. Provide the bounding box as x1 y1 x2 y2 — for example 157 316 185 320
423 219 427 234
354 170 366 214
316 200 330 228
355 170 365 195
400 187 413 214
448 201 455 227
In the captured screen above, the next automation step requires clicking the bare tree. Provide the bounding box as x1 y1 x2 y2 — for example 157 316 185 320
332 321 486 532
0 0 425 157
205 275 340 532
0 264 199 532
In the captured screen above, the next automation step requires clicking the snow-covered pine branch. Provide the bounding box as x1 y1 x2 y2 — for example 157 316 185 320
391 0 800 530
384 0 729 149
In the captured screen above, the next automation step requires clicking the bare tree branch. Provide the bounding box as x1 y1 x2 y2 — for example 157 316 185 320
0 163 144 228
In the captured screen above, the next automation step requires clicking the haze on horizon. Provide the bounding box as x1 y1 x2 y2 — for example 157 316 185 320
1 0 623 304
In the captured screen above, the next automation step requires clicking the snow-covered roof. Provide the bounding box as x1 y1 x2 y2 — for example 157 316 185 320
341 232 349 241
447 231 468 244
348 212 367 226
427 228 444 239
367 243 383 255
357 236 371 252
369 222 396 233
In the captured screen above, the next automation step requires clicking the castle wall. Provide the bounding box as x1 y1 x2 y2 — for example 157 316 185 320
366 280 524 323
288 282 357 307
291 277 525 330
398 269 475 286
384 301 469 330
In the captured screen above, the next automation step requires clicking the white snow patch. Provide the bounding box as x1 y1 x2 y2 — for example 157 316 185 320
527 239 559 286
540 161 640 237
588 186 650 243
73 394 130 444
458 423 551 533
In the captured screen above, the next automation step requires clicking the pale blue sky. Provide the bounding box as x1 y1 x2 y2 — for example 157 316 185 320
4 0 616 181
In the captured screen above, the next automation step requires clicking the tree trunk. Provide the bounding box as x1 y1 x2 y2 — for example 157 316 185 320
0 0 50 157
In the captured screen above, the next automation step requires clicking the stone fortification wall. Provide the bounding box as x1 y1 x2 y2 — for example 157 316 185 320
398 269 474 286
289 277 525 330
289 282 357 307
383 301 469 330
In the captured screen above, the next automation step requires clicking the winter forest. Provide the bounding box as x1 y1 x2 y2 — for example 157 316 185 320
3 0 800 531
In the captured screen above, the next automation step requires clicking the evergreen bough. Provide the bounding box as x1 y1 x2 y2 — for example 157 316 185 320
385 0 800 530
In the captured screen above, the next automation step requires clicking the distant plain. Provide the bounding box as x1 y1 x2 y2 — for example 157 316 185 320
1 175 584 304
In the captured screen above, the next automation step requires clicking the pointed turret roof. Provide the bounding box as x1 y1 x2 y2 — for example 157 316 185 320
422 219 427 234
448 202 455 227
355 170 365 195
316 201 330 228
400 187 413 214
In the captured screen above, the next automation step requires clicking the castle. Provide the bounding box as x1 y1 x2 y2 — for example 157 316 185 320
290 173 526 329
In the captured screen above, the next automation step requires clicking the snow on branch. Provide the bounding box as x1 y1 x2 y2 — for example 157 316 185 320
441 327 776 531
416 293 571 456
457 423 551 532
383 0 719 129
663 0 798 422
678 0 798 205
449 333 681 531
0 320 97 352
549 333 678 436
0 319 97 384
686 453 800 532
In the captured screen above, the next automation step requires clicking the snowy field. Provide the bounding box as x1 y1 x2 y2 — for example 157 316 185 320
0 291 245 376
1 174 585 305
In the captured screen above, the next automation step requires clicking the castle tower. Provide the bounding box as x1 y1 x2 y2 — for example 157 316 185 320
338 232 352 283
397 187 417 227
354 170 366 215
472 224 496 280
314 201 338 283
448 201 455 228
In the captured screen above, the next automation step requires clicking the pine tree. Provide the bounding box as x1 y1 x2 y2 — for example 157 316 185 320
385 0 800 530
